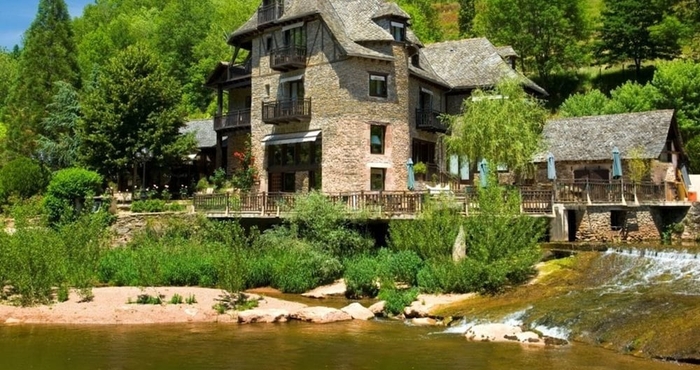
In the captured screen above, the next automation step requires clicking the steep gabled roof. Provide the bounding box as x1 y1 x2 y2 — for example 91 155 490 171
421 38 546 95
372 2 410 20
229 0 407 62
536 110 677 162
181 120 216 149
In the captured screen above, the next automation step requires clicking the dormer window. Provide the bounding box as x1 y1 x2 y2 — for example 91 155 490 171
390 21 405 42
411 54 419 67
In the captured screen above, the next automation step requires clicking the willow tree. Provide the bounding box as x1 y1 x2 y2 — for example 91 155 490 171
444 81 548 176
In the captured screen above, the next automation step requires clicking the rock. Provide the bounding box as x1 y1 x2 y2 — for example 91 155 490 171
301 279 346 299
290 307 352 324
4 318 20 324
184 308 198 317
452 225 467 262
368 301 386 315
465 324 522 342
515 331 541 343
404 294 475 318
237 309 289 324
544 336 569 346
340 303 375 320
411 317 438 326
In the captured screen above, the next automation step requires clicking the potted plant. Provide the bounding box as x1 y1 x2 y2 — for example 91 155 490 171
414 161 427 181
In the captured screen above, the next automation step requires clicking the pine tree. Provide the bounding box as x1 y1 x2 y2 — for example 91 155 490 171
5 0 79 156
458 0 476 36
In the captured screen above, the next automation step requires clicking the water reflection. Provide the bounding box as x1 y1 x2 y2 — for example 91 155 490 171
0 321 688 370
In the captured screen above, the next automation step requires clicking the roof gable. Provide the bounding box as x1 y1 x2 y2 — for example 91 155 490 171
420 38 545 95
538 110 677 162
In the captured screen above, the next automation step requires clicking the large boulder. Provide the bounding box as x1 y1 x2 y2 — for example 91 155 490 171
452 225 467 262
411 317 439 326
301 279 346 299
368 301 386 315
465 323 522 342
404 294 476 318
237 309 289 324
290 307 352 324
340 303 375 320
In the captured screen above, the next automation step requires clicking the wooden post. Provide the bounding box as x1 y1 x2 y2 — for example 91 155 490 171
261 192 267 216
215 132 223 171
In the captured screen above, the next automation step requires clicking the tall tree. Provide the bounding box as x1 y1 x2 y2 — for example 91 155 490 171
5 0 79 156
458 0 476 36
0 48 19 116
38 82 82 170
445 81 548 174
474 0 591 86
396 0 444 43
598 0 684 77
79 45 194 181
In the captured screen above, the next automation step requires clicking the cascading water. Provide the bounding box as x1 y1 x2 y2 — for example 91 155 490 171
600 248 700 295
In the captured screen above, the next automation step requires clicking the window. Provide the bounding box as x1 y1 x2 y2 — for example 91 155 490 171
412 139 436 164
370 125 385 154
369 73 387 98
282 173 296 192
265 37 273 53
411 54 420 67
611 210 626 231
267 141 322 167
284 26 305 48
370 168 385 191
390 21 405 41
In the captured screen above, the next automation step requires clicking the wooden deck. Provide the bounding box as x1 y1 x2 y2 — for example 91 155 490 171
193 181 690 219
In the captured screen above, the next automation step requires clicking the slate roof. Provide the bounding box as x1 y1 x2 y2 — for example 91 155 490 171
420 38 546 94
229 0 399 61
372 2 410 20
181 120 216 148
495 46 518 59
536 110 676 162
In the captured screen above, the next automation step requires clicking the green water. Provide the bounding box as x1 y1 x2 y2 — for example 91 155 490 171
0 320 688 370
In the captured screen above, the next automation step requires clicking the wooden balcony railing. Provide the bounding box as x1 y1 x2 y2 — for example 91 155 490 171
214 109 251 131
262 98 312 124
270 46 307 71
258 1 284 26
193 181 687 218
553 180 678 204
227 60 252 80
415 109 448 133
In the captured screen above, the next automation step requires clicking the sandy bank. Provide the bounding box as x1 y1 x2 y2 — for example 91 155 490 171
0 287 305 325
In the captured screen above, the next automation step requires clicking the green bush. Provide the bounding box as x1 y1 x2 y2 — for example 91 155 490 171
378 249 422 286
0 157 50 202
131 199 166 213
344 254 380 298
388 199 463 260
378 288 419 316
44 167 103 224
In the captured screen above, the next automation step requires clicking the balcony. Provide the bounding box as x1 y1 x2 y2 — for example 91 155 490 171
270 46 307 71
258 1 284 26
214 109 251 132
227 59 252 81
415 109 448 133
262 98 312 124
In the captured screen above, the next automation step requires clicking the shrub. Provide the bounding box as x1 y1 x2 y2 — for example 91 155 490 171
388 198 463 260
196 178 209 192
378 288 419 316
131 199 166 213
0 157 50 202
170 294 183 304
378 249 423 286
209 168 227 189
44 167 103 224
344 254 380 298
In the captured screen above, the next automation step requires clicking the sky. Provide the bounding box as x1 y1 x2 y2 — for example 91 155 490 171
0 0 93 49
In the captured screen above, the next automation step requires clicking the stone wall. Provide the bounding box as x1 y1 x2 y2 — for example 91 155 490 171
110 212 195 247
567 206 661 242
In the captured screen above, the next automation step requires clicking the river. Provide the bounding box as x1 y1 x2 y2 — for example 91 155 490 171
0 320 689 369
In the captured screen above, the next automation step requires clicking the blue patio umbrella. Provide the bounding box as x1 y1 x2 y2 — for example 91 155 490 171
546 152 556 181
406 158 415 191
612 147 623 179
479 159 489 187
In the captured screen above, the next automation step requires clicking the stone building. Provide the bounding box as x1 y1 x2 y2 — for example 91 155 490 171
204 0 545 193
535 110 692 242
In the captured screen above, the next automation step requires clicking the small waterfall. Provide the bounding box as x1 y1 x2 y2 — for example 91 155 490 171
601 248 700 295
439 308 570 340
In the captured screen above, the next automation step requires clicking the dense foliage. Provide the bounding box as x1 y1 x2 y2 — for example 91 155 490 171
43 167 103 224
0 157 49 202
